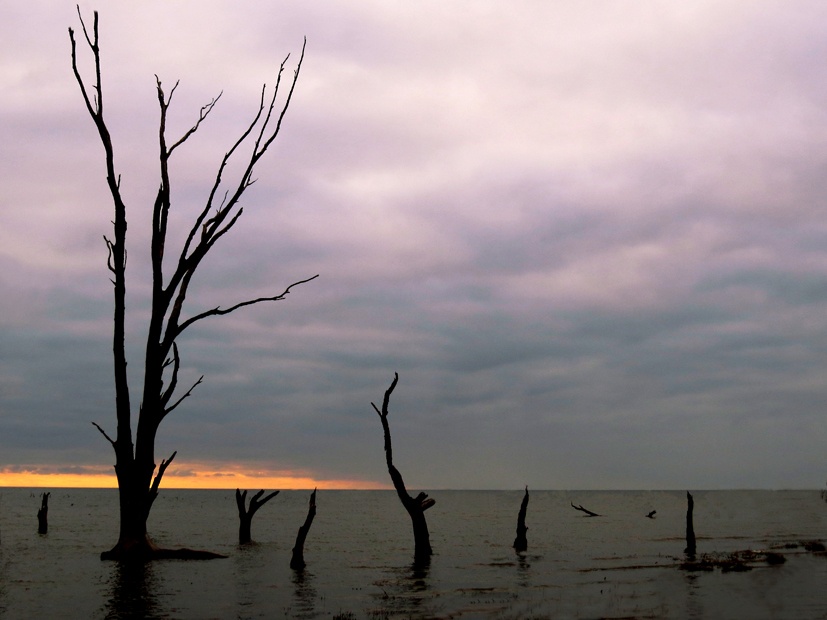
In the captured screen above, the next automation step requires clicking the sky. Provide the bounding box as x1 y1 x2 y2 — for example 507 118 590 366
1 1 826 490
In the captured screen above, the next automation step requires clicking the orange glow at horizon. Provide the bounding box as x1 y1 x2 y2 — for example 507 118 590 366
0 464 389 491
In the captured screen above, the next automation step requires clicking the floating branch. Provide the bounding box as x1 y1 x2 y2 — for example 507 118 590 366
571 502 600 517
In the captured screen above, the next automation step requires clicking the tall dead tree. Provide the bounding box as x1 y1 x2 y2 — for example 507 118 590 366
513 486 529 552
69 9 316 560
684 491 696 557
236 489 280 544
290 488 317 570
372 373 435 564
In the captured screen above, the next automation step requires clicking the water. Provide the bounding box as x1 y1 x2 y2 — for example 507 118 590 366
0 489 826 618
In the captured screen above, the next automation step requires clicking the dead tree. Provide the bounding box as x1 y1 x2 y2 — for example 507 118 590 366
37 492 50 535
290 489 317 570
571 502 600 517
513 486 529 552
236 489 280 544
372 373 435 564
69 9 315 561
684 491 696 556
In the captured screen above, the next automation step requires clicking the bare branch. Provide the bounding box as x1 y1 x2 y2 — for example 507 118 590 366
159 342 181 409
174 274 319 338
571 502 601 517
146 451 178 515
167 90 223 156
92 421 115 447
161 374 204 420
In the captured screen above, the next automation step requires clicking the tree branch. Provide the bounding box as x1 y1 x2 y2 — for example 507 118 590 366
147 450 177 513
92 421 115 447
173 274 319 338
161 375 203 420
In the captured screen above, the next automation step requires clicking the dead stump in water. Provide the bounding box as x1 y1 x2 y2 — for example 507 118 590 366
684 491 696 557
290 489 317 570
37 492 50 535
236 489 280 544
513 486 529 552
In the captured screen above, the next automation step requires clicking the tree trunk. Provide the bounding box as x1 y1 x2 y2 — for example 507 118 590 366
236 489 280 544
37 492 50 535
290 489 317 570
513 486 529 552
372 373 435 564
684 491 696 556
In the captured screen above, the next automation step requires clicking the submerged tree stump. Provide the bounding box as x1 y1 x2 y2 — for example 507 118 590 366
372 373 435 564
513 486 529 552
236 489 280 544
37 492 50 535
684 491 696 557
290 489 317 570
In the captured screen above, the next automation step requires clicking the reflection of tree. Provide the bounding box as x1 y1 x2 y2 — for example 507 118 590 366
516 553 531 588
105 561 159 618
291 570 317 619
232 543 270 612
374 561 432 616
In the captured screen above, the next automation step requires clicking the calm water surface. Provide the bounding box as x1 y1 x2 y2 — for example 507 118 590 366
0 489 825 618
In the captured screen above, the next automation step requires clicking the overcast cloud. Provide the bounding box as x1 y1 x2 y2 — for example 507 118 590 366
2 1 827 489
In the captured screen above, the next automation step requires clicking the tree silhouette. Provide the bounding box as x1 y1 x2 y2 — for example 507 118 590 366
372 373 435 564
69 8 316 560
512 486 528 552
290 488 317 570
236 489 280 544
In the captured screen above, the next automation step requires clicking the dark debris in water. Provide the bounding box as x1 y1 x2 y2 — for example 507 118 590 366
680 550 786 572
770 539 827 553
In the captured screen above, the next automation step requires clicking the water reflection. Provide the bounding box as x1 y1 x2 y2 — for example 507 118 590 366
408 559 430 594
291 569 317 619
104 561 160 619
374 560 432 616
682 571 705 619
516 552 532 588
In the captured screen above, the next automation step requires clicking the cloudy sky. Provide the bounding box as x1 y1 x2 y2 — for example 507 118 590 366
1 1 826 490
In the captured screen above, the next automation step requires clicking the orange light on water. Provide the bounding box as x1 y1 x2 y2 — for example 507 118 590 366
0 463 387 491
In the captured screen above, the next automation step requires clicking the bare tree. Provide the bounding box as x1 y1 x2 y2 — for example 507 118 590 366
236 489 280 544
372 373 435 564
69 9 316 560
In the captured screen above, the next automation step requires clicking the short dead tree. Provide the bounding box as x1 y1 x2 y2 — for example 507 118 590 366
37 492 50 535
236 489 280 544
